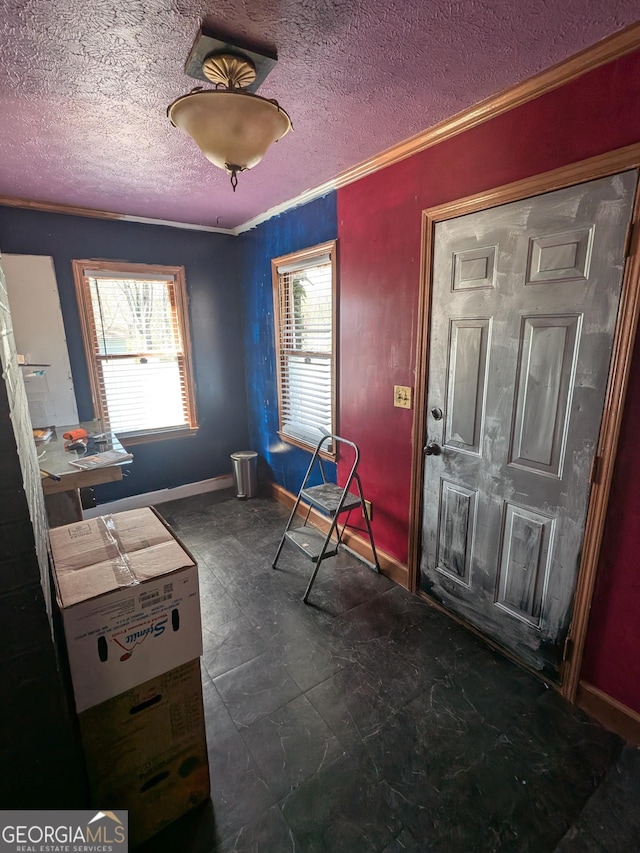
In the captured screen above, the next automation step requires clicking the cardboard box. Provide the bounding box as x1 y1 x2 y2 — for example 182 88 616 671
79 659 210 848
50 507 202 712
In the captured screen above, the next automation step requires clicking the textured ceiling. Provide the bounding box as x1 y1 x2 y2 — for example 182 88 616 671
0 1 638 230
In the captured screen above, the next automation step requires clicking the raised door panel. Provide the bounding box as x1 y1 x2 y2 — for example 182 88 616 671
526 228 594 284
510 315 581 477
452 246 497 291
436 480 476 586
495 503 555 626
444 319 490 454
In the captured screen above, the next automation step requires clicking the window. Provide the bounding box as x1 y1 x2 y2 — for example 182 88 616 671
272 241 337 456
72 261 197 443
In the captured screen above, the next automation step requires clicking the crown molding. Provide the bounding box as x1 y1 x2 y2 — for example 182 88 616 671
0 195 235 235
234 180 338 234
120 213 233 235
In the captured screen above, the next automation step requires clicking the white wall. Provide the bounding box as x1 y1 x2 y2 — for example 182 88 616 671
3 253 78 427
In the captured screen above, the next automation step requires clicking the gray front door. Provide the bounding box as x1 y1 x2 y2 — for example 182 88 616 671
420 171 637 679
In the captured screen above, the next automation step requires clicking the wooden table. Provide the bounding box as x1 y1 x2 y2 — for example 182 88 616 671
39 423 131 525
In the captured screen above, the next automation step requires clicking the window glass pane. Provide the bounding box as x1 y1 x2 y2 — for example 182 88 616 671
100 358 186 433
88 278 178 356
281 355 332 443
286 266 332 353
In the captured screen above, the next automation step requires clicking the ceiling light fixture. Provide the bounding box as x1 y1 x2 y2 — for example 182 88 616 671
167 33 292 192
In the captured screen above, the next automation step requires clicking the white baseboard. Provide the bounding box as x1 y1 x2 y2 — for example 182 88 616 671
82 474 235 518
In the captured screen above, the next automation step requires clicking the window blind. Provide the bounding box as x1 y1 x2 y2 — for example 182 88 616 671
86 275 192 435
276 252 331 275
277 259 333 447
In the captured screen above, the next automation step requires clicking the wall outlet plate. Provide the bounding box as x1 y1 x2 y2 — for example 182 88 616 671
394 385 413 409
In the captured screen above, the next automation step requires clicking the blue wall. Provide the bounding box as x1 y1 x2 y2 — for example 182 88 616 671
238 193 338 494
0 206 248 503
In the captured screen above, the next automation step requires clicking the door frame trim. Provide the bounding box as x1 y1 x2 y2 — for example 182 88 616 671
409 142 640 701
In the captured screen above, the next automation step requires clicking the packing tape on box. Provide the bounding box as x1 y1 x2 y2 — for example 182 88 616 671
100 514 139 588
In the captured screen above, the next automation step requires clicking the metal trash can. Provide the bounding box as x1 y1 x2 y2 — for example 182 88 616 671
231 451 258 499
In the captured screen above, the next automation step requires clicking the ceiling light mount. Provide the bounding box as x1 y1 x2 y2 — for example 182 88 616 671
168 31 292 192
183 29 278 92
201 54 257 89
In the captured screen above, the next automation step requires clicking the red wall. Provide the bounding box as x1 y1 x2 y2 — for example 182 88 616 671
581 342 640 711
337 48 640 709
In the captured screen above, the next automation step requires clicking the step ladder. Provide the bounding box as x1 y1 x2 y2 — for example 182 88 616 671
272 434 380 603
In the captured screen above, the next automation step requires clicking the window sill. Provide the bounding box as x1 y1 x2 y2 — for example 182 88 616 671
277 431 336 462
119 426 199 447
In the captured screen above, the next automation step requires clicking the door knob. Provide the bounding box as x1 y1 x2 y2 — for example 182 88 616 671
424 442 441 456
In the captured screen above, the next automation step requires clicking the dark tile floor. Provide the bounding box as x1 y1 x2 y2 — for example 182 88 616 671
139 490 640 852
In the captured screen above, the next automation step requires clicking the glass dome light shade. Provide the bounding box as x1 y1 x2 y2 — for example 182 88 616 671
168 89 292 173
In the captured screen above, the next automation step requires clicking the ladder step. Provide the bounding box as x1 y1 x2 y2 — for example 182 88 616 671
285 527 338 562
300 483 361 515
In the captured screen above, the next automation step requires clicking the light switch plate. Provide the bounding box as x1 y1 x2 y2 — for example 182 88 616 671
394 385 413 409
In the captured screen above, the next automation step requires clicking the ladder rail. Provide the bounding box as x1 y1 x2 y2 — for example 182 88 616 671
351 472 380 572
302 509 345 602
271 437 327 568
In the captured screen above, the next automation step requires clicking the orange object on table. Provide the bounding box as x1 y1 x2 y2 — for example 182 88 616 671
62 428 88 442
